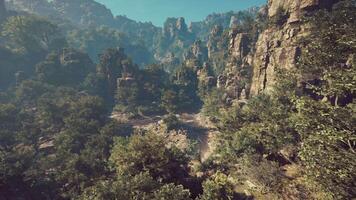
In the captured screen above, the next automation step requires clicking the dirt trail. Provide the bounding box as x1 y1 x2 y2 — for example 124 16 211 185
111 112 219 162
178 113 219 161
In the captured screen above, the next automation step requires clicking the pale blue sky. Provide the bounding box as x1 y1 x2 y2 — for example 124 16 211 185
96 0 266 26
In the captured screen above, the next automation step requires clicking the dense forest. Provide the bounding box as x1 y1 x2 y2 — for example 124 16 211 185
0 0 355 199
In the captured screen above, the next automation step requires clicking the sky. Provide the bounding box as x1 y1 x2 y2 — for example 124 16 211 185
96 0 266 26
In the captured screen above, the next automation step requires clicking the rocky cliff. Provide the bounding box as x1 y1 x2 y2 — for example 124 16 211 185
214 0 339 101
249 0 339 96
155 17 196 62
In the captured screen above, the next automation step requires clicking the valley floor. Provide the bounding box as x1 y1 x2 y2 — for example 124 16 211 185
110 112 219 161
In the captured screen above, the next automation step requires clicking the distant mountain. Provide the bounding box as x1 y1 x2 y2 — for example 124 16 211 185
190 7 260 41
4 0 261 66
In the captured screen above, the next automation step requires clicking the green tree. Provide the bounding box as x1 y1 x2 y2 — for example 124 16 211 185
199 172 234 200
161 89 179 113
292 1 356 198
2 15 66 53
299 0 356 106
109 130 189 181
36 49 95 87
153 183 192 200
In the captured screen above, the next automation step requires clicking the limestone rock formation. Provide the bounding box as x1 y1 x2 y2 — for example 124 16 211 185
163 17 189 39
207 25 224 58
184 40 208 64
249 0 339 96
217 28 254 102
229 30 250 61
214 0 339 101
156 17 196 62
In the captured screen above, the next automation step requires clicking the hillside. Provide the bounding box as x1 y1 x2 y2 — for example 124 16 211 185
0 0 355 199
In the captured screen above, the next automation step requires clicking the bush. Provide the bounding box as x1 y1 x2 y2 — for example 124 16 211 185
162 114 180 130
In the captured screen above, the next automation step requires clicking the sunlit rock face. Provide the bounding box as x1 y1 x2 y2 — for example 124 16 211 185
184 40 208 65
215 0 340 101
155 17 196 62
163 17 190 39
249 0 339 96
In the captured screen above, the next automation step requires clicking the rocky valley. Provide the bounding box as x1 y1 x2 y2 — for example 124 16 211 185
0 0 355 199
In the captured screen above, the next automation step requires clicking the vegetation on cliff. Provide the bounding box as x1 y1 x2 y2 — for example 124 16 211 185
0 0 355 199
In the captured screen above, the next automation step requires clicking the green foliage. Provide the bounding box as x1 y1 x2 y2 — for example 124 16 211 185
139 64 169 105
0 1 355 199
170 65 202 112
199 172 234 200
1 15 66 53
292 3 356 198
153 183 192 200
80 172 158 200
109 130 189 180
161 89 180 114
201 88 225 118
162 114 180 130
82 73 111 104
67 26 154 65
116 80 140 113
36 49 95 87
299 1 356 105
293 98 356 198
0 46 27 90
97 48 140 106
80 173 192 200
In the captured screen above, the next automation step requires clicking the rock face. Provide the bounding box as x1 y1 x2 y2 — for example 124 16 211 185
52 0 114 27
184 40 208 64
229 30 250 61
216 30 253 102
249 0 339 96
156 17 196 62
216 0 340 100
163 17 189 39
207 25 224 58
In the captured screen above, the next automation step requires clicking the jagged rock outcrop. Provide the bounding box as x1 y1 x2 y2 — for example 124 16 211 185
190 7 260 41
229 30 250 61
216 0 340 100
249 0 339 96
184 40 208 64
217 28 254 102
163 17 189 39
229 16 239 28
156 17 196 62
207 25 224 58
